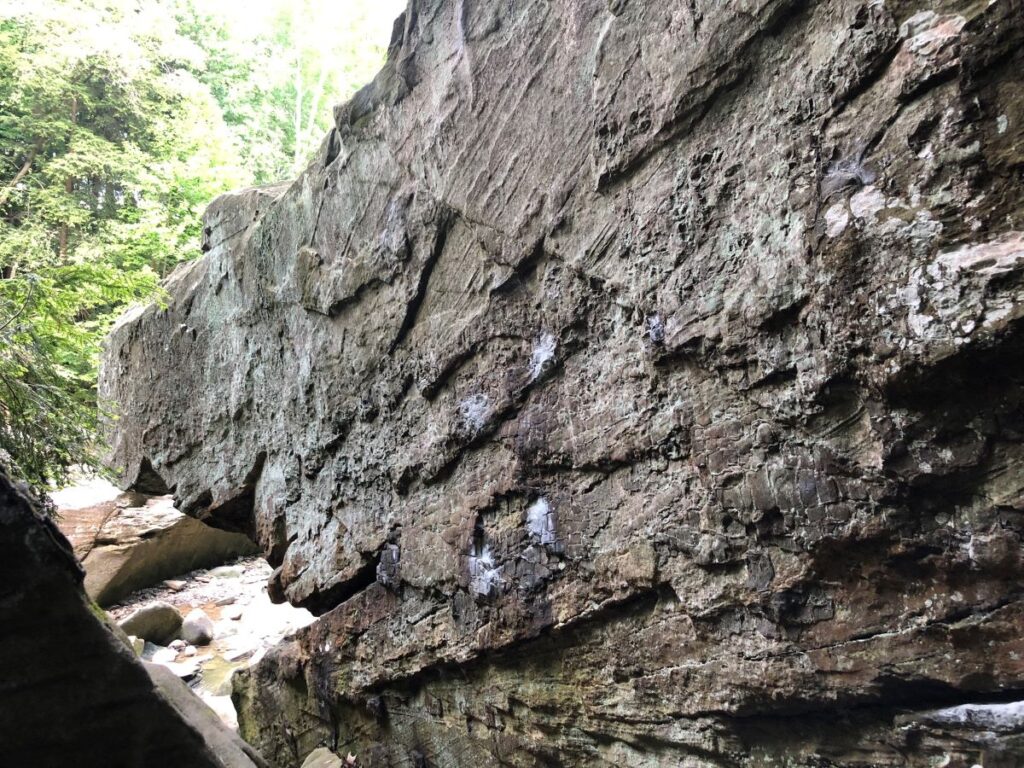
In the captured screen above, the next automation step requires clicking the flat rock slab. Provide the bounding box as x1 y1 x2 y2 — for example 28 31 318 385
58 493 257 606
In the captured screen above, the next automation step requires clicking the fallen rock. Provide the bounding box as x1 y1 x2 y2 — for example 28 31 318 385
223 605 243 621
145 663 267 766
57 494 257 606
118 600 181 644
182 608 215 645
0 469 263 767
127 634 144 656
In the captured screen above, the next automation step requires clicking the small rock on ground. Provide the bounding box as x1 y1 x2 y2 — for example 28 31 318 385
119 601 181 644
182 608 215 645
222 605 244 621
301 747 344 768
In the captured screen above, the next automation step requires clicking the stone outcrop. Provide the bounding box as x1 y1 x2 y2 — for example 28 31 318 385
0 469 265 768
58 491 258 606
101 0 1024 765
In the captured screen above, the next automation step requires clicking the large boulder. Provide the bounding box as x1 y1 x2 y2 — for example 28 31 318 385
118 600 182 644
58 492 258 606
145 663 267 768
103 0 1024 766
0 469 264 768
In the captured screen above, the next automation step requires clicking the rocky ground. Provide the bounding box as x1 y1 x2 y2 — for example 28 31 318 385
54 476 314 731
108 556 315 729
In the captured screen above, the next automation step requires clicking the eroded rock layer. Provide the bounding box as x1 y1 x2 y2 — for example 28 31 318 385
102 0 1024 765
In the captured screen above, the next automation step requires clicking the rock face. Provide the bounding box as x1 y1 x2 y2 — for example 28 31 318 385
58 491 258 606
0 469 264 768
101 0 1024 766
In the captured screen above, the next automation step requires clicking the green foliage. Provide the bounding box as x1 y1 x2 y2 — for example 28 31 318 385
175 0 398 183
0 0 232 492
0 0 398 494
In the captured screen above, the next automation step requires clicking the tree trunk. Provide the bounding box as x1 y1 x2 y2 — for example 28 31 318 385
59 95 79 262
0 150 37 209
305 63 329 150
292 5 304 171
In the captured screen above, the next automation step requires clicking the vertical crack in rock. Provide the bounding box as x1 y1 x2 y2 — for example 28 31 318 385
388 207 452 355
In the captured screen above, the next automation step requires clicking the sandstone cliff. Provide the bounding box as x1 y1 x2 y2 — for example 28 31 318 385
101 0 1024 765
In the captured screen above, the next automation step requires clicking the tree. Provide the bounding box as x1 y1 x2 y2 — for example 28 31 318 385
0 0 243 493
175 0 400 184
0 0 400 495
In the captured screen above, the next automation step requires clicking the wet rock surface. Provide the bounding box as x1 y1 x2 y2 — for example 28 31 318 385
102 0 1024 766
0 470 264 768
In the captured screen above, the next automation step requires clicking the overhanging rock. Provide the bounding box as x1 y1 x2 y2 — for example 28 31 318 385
102 1 1024 765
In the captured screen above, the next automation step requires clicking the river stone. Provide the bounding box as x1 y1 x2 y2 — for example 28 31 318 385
182 608 215 645
119 601 182 644
56 493 258 607
103 1 1024 766
300 748 343 768
223 605 244 621
147 644 178 665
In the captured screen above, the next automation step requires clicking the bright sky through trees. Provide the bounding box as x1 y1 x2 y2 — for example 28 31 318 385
0 0 405 494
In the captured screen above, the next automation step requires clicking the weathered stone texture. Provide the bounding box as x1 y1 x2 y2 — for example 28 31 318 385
59 492 258 606
102 0 1024 765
